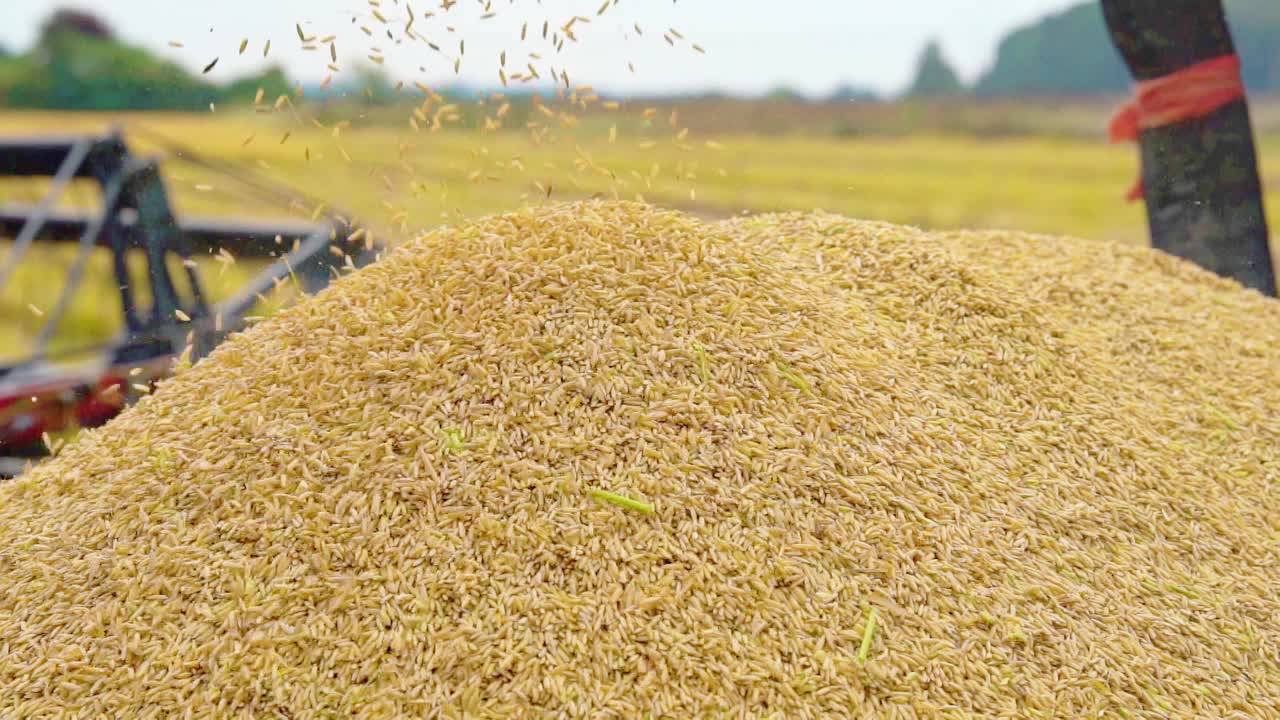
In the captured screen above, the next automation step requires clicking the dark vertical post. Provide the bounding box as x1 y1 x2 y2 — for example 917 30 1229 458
1100 0 1276 296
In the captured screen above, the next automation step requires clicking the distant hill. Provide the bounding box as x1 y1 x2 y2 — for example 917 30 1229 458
1229 0 1280 89
976 0 1280 96
827 84 880 102
0 10 290 110
907 40 964 98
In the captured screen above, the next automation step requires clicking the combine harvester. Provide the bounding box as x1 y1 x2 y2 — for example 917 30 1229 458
0 129 379 475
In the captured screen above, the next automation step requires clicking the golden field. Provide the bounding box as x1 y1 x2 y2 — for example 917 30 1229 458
3 101 1280 361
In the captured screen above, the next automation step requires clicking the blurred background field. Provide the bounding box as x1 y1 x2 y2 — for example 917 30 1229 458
0 102 1197 361
7 0 1280 361
0 105 1156 237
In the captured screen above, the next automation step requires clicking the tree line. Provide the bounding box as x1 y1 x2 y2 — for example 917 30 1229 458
910 0 1280 98
0 9 289 110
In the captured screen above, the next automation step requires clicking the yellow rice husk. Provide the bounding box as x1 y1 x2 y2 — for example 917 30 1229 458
0 202 1276 718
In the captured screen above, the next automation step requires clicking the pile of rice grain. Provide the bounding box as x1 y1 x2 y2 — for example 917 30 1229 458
1 202 1277 718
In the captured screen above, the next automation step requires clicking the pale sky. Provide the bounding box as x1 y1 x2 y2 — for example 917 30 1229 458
0 0 1086 97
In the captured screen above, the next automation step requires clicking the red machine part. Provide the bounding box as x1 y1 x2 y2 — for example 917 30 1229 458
77 374 129 427
0 392 63 449
0 358 170 452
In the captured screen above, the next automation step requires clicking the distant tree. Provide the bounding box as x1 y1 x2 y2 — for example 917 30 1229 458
975 0 1280 96
906 40 965 97
0 8 298 111
765 86 804 102
354 64 399 104
974 3 1128 96
693 90 732 101
971 0 1280 95
22 28 217 110
1200 0 1280 89
221 66 293 105
308 64 399 105
40 8 116 43
827 83 880 102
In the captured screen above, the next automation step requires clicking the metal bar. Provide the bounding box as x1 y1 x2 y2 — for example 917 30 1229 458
182 259 209 317
0 138 92 293
32 175 126 354
0 136 111 177
123 161 198 326
107 222 142 333
127 123 350 222
0 337 116 372
214 225 339 320
0 205 330 256
1 330 168 376
125 123 387 248
0 458 34 478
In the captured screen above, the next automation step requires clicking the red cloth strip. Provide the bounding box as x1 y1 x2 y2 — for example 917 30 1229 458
1109 54 1245 202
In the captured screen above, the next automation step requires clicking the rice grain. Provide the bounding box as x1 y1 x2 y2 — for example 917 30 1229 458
0 202 1277 719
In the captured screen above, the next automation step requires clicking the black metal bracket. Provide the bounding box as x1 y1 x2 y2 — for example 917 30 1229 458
0 129 375 372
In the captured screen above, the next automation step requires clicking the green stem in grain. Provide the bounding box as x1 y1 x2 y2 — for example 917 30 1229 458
1204 404 1240 431
443 428 465 451
858 608 879 664
588 488 654 514
775 361 814 397
692 343 710 382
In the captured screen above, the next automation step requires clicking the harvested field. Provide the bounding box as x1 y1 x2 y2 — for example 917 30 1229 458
0 202 1277 718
